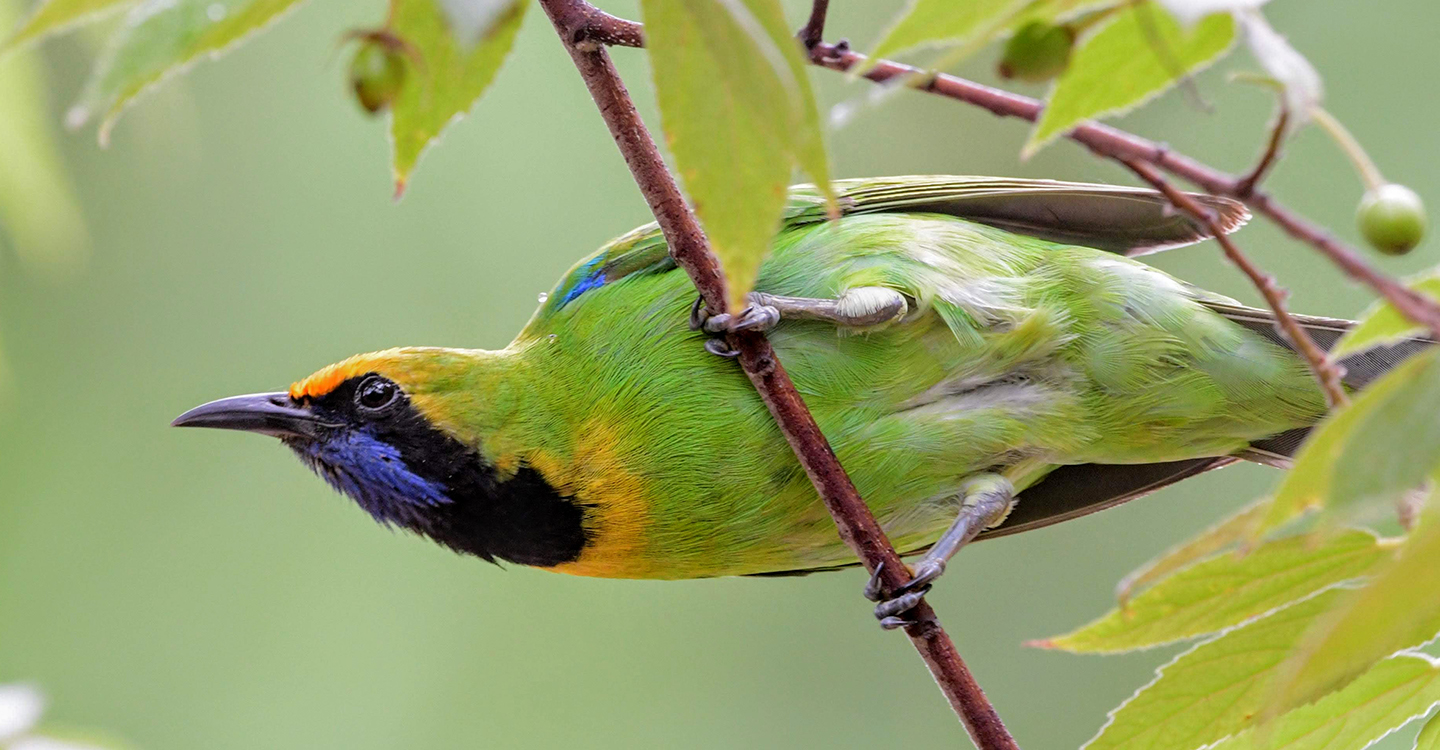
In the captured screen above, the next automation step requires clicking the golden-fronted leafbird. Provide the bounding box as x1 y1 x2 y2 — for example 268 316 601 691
174 177 1432 626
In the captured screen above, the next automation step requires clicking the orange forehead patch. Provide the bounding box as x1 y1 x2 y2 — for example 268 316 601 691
289 352 397 400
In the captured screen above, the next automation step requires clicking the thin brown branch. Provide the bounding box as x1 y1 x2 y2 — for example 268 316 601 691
1124 158 1350 407
567 4 644 50
578 17 1440 340
536 0 1018 746
799 0 831 49
803 42 1440 340
1234 107 1288 197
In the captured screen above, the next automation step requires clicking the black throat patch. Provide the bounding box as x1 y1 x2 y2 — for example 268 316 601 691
296 375 589 567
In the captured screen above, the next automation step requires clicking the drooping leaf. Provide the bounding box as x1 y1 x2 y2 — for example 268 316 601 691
67 0 309 144
641 0 833 312
1084 590 1344 750
1208 654 1440 750
387 0 526 194
1417 709 1440 750
2 0 137 53
1115 496 1270 605
1268 512 1440 718
0 0 88 277
869 0 1026 62
1254 351 1438 540
1331 272 1440 360
1024 3 1235 157
1039 530 1392 654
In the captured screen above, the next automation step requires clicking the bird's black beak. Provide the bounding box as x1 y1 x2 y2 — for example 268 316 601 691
172 392 339 439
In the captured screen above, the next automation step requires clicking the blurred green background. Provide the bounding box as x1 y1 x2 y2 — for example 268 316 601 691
2 1 1436 748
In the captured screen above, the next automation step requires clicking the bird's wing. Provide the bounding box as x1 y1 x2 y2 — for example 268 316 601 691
539 176 1249 318
784 175 1249 255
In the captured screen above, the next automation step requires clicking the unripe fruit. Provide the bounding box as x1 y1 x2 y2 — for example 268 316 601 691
350 41 407 114
998 21 1074 83
1357 183 1427 256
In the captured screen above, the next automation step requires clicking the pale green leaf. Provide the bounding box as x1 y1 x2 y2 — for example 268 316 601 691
387 0 526 193
1416 709 1440 750
1085 590 1344 750
642 0 832 311
0 0 88 277
1209 654 1440 750
2 0 137 53
1330 351 1440 515
67 0 308 144
1269 513 1440 718
869 0 1026 61
1156 0 1269 25
1115 496 1271 605
1331 272 1440 360
1254 351 1438 540
1040 530 1392 654
1024 4 1235 157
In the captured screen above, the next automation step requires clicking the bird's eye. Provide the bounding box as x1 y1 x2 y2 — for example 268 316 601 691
355 376 400 412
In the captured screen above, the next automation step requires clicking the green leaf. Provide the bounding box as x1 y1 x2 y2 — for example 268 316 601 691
1024 3 1235 157
641 0 833 312
1209 654 1440 750
2 0 137 53
1254 351 1439 540
388 0 526 194
1039 530 1392 654
1269 513 1440 718
1327 351 1440 514
0 0 89 276
1085 590 1345 750
67 0 309 144
869 0 1026 62
1331 271 1440 360
1115 496 1271 605
1417 709 1440 750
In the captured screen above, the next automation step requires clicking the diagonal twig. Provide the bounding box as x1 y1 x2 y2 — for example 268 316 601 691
798 0 831 49
1234 107 1289 198
563 14 1440 342
801 42 1440 341
538 1 1019 747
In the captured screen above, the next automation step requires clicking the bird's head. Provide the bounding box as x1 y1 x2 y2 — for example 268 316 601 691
172 348 587 566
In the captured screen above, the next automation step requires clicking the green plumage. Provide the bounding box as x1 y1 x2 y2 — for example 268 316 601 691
379 177 1331 579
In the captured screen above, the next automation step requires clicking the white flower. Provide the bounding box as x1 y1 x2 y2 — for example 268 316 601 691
12 738 109 750
0 685 44 743
1156 0 1271 26
0 684 107 750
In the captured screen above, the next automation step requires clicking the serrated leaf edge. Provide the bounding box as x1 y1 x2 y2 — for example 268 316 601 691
1021 10 1237 159
1079 583 1363 750
68 0 311 146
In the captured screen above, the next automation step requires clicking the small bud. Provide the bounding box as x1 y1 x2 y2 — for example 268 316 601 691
997 21 1074 83
1357 183 1427 256
349 40 407 114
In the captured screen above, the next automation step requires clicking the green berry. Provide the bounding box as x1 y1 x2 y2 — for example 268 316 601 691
997 21 1074 83
1357 183 1427 256
350 41 407 114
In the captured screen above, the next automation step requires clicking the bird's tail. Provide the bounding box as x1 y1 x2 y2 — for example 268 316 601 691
1205 301 1438 465
986 303 1436 540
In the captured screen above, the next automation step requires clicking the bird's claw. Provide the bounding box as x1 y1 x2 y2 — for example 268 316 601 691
702 305 779 334
704 338 740 358
690 295 780 357
863 560 943 630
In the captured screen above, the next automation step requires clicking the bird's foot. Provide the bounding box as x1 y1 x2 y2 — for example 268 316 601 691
689 295 781 357
862 560 946 630
689 295 780 334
